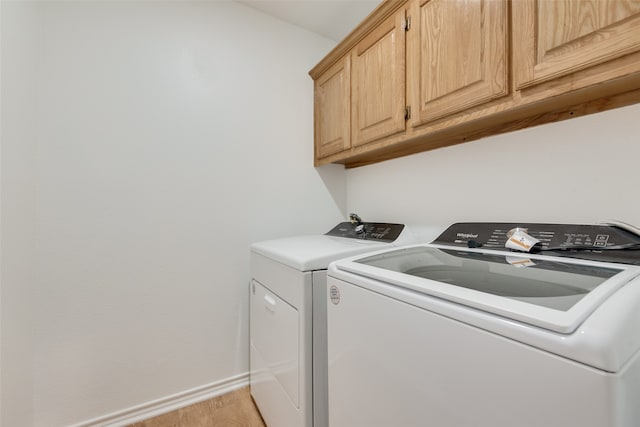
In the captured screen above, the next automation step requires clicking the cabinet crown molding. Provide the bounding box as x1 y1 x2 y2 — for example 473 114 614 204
309 0 406 79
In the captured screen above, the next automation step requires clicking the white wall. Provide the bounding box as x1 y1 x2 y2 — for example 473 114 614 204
6 1 638 425
1 2 40 426
346 103 640 235
1 1 343 426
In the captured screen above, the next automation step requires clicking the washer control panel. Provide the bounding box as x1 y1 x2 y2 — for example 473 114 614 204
326 222 405 243
433 222 640 264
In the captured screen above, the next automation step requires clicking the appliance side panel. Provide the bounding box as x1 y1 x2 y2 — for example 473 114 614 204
327 277 616 427
618 349 640 426
312 270 328 427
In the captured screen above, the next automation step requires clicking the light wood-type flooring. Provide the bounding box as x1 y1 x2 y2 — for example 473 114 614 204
127 386 266 427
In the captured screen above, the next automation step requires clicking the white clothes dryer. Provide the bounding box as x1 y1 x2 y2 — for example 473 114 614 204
249 217 432 427
327 222 640 427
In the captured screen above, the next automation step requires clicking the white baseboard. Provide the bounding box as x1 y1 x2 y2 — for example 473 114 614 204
68 372 250 427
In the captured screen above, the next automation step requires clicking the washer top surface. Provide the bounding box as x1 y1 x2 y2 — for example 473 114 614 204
328 221 640 372
249 220 441 271
251 234 397 272
336 244 638 333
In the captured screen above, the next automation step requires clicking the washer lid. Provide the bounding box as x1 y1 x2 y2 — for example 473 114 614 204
337 244 640 333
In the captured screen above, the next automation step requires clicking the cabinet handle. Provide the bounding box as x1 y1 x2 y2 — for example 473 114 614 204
264 294 276 312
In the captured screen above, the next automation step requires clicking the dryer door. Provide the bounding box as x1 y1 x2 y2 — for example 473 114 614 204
250 250 313 427
250 280 299 408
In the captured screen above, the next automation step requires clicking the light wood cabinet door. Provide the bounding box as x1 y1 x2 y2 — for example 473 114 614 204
314 56 351 159
407 0 509 127
352 9 406 147
514 0 640 89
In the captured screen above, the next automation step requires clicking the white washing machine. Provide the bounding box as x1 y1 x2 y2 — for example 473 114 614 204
327 222 640 427
249 216 431 427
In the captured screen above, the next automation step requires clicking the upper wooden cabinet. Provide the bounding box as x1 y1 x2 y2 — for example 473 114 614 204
352 9 406 147
514 0 640 89
407 0 509 127
314 55 351 159
310 0 640 168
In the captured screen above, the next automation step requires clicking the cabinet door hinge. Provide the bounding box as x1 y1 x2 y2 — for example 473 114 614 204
403 16 411 31
404 106 411 120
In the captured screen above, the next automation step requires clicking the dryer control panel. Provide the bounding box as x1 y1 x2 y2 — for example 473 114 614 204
326 222 405 243
433 222 640 265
